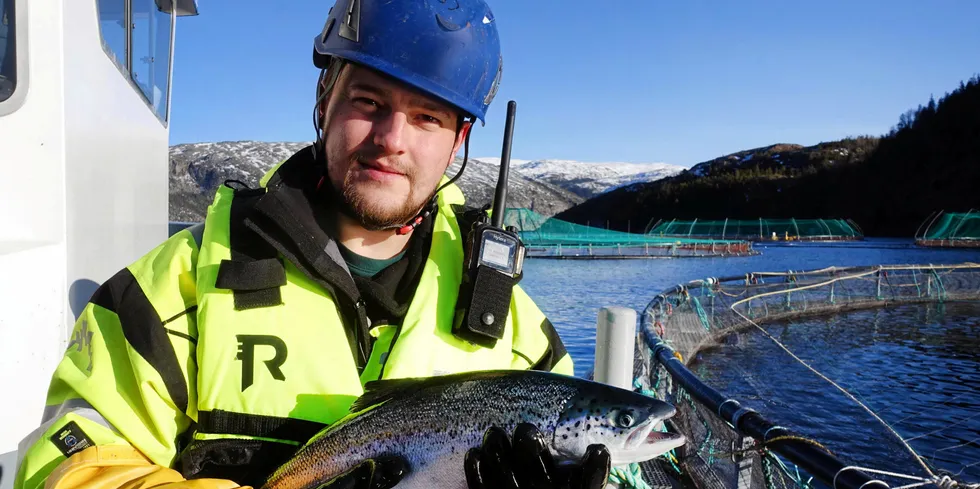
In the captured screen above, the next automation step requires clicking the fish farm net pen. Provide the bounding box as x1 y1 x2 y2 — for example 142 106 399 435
502 208 757 258
646 218 864 242
626 263 980 489
915 210 980 248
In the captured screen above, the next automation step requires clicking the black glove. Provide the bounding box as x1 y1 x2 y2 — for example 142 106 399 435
314 455 409 489
464 423 612 489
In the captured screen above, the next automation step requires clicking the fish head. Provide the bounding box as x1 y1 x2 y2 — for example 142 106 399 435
552 385 686 466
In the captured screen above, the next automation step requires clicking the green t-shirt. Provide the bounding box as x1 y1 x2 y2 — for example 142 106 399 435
338 244 406 278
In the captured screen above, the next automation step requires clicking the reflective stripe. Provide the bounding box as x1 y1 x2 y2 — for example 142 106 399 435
42 398 105 424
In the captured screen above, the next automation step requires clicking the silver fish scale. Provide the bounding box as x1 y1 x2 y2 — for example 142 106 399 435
264 373 585 489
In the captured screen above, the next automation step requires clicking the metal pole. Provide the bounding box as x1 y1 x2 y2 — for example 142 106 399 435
594 306 636 391
595 305 649 489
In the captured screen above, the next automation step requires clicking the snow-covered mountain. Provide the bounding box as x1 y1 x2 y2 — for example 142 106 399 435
170 141 311 222
474 158 684 199
169 141 683 221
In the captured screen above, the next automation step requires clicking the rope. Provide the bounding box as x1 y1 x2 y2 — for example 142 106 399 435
699 428 716 465
690 435 835 461
912 268 923 297
609 464 652 489
930 268 948 301
732 307 938 478
690 296 712 331
634 378 657 397
833 466 980 489
767 452 815 489
764 453 776 489
764 425 789 440
730 268 879 307
903 412 980 442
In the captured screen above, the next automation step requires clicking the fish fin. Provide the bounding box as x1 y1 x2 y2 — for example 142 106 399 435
349 377 435 413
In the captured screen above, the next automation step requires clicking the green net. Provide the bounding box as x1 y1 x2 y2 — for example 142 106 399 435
916 210 980 246
647 218 863 241
503 208 756 258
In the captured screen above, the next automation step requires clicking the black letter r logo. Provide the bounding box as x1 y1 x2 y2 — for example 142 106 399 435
236 335 288 391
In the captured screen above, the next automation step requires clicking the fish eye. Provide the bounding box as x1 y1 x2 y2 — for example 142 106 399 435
616 411 636 428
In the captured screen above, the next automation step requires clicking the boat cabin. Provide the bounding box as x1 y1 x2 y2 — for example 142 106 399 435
0 0 198 483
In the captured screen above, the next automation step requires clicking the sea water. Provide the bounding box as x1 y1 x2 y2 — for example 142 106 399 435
519 239 980 484
694 302 980 483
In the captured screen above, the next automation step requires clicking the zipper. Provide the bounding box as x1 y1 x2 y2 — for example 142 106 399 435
352 298 371 368
241 160 377 375
376 320 404 380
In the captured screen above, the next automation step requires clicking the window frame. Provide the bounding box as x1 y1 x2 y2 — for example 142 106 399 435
96 0 175 126
0 0 30 116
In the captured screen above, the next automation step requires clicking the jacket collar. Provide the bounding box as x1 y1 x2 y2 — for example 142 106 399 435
242 146 447 309
245 146 361 302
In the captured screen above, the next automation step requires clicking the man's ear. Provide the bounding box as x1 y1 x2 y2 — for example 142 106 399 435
451 121 474 158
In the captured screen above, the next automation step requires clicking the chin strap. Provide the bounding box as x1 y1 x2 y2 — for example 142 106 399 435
396 214 428 235
315 175 435 236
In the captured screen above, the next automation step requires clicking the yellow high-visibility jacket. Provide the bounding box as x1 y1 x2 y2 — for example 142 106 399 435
14 147 572 489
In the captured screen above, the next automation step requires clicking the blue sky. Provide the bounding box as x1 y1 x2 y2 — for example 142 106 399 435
169 1 980 167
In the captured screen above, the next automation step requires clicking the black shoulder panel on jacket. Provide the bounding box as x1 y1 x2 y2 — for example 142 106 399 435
90 268 190 414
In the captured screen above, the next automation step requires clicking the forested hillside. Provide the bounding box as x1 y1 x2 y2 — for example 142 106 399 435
558 75 980 237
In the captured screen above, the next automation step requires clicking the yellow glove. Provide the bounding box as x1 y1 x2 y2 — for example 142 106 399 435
44 445 248 489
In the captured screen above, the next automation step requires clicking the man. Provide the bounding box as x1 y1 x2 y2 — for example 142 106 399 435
14 1 611 488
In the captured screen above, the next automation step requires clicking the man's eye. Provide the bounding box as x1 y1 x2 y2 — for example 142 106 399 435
418 114 442 125
352 97 379 109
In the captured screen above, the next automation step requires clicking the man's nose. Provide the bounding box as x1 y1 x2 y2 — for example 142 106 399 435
373 111 409 154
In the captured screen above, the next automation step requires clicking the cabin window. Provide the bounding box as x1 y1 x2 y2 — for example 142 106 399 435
131 0 173 120
96 0 173 123
0 0 16 103
96 0 129 75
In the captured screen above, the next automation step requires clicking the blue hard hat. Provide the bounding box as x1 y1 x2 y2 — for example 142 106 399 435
313 0 503 124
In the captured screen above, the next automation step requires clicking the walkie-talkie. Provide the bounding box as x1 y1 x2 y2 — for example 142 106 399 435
452 100 527 349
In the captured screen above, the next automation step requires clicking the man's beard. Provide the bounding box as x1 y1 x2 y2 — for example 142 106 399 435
334 152 436 231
